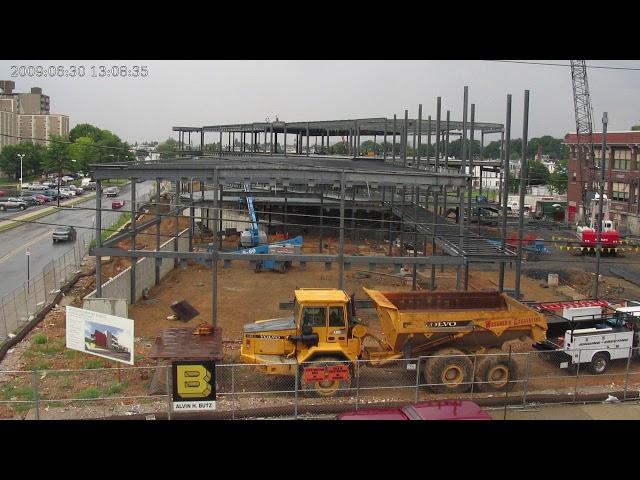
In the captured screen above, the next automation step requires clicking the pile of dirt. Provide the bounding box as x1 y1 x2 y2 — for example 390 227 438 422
525 268 591 287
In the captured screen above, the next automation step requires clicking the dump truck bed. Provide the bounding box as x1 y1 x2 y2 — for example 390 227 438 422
363 288 547 354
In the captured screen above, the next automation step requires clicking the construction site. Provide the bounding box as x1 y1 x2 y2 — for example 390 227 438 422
3 69 640 421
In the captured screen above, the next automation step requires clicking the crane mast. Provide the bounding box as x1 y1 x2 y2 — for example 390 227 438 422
570 60 597 222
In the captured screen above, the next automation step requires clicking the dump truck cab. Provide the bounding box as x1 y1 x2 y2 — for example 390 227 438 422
240 289 365 395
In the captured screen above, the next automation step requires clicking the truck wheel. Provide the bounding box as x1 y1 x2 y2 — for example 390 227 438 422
254 262 262 273
300 357 351 398
590 352 609 375
474 349 519 392
423 349 473 394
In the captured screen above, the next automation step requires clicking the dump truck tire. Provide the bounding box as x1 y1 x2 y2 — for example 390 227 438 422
474 349 519 392
300 357 351 398
423 349 473 394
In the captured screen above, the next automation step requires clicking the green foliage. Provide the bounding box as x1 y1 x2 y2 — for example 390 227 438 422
76 387 101 399
527 160 551 186
549 158 568 194
106 382 129 396
1 384 36 401
64 350 76 360
84 359 105 369
157 138 178 159
632 125 640 131
33 334 47 345
88 212 132 250
26 359 51 371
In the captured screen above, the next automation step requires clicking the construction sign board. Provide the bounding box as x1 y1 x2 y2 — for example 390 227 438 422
66 305 134 365
172 361 217 411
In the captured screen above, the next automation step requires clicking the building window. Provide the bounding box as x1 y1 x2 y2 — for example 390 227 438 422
613 148 631 170
612 182 630 202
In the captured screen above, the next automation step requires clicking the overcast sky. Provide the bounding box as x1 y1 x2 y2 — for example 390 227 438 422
2 60 639 144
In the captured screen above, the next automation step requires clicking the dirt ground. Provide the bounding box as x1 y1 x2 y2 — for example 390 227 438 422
3 224 640 419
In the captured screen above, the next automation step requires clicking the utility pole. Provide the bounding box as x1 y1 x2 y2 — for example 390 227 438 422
593 112 608 298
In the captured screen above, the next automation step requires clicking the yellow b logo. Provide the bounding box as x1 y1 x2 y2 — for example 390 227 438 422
176 365 212 399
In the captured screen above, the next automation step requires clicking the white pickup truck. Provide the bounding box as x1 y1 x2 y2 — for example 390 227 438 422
535 305 640 374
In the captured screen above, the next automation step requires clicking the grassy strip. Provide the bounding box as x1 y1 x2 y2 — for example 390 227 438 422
89 212 132 250
102 179 129 187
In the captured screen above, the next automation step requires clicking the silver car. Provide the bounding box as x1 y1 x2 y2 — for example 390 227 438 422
0 197 28 211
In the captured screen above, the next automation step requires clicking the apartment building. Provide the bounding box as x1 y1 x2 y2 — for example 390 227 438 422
564 131 640 233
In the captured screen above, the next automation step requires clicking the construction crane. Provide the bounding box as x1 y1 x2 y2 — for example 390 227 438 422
570 60 597 223
570 61 620 254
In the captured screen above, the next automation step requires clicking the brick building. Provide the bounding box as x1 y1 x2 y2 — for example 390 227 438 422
564 131 640 234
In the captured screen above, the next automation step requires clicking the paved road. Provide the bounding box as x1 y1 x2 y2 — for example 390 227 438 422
0 182 154 300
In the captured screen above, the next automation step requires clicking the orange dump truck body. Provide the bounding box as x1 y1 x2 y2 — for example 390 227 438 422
363 288 547 356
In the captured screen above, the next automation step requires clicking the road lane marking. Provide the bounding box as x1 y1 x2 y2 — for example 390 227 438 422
0 228 54 264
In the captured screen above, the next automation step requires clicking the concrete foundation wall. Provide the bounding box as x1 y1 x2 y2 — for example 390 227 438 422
85 228 190 305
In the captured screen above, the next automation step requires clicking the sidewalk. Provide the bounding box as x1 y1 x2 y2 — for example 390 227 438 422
0 193 96 233
489 401 640 420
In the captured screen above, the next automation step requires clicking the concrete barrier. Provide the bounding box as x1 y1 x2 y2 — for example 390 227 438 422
84 228 190 305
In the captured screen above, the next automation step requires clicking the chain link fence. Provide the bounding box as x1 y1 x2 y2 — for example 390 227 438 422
0 187 154 344
2 347 640 419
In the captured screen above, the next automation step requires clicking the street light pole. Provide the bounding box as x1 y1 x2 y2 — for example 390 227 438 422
17 153 25 193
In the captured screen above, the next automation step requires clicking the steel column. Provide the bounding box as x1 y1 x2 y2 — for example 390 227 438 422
383 118 387 161
130 178 137 304
416 104 422 170
95 179 102 297
514 91 529 299
499 96 512 293
212 169 219 327
155 178 161 285
338 171 346 290
392 115 397 163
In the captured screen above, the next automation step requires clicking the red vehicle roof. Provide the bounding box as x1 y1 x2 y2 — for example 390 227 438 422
337 401 491 420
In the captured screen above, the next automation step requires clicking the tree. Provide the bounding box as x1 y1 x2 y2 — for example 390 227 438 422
0 142 47 179
157 138 178 159
69 123 103 143
632 125 640 131
68 136 99 172
43 135 77 174
549 158 568 194
527 160 551 186
483 140 501 159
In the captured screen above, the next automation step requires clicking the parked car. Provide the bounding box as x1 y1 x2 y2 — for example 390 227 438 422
33 194 50 203
61 176 75 183
84 181 97 191
59 188 75 197
52 226 77 243
337 401 492 421
68 185 83 195
28 182 47 191
112 199 125 209
42 190 60 200
0 197 28 211
42 181 54 188
17 195 41 206
0 190 6 197
105 186 120 197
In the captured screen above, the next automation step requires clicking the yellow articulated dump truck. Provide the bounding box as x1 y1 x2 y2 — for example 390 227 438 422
240 287 547 397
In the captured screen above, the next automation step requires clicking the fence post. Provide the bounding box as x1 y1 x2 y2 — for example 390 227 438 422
522 352 532 407
624 346 632 401
414 357 420 404
231 364 235 421
573 348 581 404
32 370 40 420
165 365 172 421
294 363 299 419
52 260 57 290
503 346 512 420
13 291 18 327
23 284 28 320
469 354 477 400
1 298 6 339
73 241 78 268
355 360 361 410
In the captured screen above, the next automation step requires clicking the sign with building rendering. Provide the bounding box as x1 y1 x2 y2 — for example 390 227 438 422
65 305 134 366
172 361 217 411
